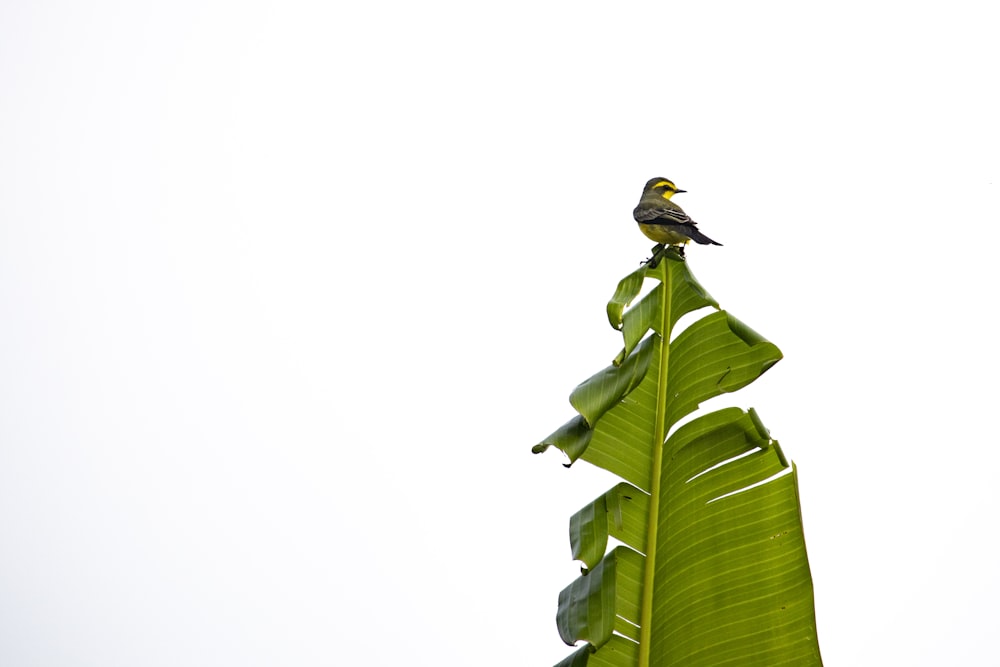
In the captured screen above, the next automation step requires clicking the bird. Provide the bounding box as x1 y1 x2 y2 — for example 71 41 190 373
633 177 722 253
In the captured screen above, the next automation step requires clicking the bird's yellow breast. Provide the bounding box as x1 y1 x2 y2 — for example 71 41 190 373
637 223 691 245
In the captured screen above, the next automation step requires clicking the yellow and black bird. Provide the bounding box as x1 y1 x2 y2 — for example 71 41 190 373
633 177 721 251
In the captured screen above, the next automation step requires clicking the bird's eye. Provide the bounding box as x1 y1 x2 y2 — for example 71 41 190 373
653 180 673 190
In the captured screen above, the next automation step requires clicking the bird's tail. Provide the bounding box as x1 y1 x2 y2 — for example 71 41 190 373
687 227 722 246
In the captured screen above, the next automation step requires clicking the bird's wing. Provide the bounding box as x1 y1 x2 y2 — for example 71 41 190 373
633 205 694 225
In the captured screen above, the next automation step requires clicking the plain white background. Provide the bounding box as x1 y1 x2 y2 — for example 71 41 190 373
2 2 998 665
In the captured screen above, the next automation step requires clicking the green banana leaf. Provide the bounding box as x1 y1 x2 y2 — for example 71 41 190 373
534 248 822 666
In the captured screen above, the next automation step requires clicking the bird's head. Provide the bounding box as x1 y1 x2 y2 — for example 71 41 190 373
642 177 686 200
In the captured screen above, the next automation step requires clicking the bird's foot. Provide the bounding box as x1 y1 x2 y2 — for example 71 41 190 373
643 244 667 268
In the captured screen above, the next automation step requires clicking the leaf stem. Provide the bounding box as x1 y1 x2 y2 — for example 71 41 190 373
638 259 673 666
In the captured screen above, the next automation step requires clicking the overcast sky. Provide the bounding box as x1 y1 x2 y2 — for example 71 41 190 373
2 2 998 665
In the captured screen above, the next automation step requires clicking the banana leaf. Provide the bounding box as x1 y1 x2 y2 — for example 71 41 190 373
534 248 822 666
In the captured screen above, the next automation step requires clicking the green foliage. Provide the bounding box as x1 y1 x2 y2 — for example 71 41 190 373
534 248 822 666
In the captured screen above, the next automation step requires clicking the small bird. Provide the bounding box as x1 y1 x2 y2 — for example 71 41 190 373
633 177 722 251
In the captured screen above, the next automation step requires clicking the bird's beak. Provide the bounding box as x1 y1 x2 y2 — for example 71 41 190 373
674 189 687 194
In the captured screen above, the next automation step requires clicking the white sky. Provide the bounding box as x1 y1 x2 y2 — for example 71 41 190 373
2 2 998 665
